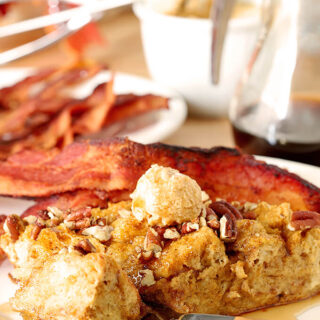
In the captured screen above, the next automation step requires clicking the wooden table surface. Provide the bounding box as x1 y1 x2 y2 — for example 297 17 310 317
3 7 234 149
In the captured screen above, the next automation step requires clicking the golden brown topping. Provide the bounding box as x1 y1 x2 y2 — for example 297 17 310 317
288 210 320 231
74 239 96 255
243 202 258 213
4 215 21 242
139 269 156 287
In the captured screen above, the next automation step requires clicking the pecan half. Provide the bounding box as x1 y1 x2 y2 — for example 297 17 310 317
210 201 243 220
74 239 96 255
289 211 320 231
65 207 92 222
4 215 21 242
210 201 242 242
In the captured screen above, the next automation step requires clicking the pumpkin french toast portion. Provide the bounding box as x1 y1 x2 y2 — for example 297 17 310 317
2 165 320 318
11 251 144 320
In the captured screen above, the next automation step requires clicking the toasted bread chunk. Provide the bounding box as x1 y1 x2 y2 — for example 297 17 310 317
11 251 143 320
1 223 106 283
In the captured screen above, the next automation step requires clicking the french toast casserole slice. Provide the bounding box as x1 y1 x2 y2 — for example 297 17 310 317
1 165 320 319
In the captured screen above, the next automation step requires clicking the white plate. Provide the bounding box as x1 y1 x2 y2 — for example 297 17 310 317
0 156 320 320
0 68 187 144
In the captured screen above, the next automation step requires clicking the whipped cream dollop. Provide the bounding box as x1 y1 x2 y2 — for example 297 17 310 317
130 164 204 226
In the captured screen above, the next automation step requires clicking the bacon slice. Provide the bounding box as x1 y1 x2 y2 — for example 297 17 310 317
0 68 56 110
104 94 169 126
0 138 319 212
0 64 103 138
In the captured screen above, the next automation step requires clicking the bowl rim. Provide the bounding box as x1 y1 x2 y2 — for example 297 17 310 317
133 1 260 29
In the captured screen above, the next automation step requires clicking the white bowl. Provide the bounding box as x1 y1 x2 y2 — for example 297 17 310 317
133 2 260 117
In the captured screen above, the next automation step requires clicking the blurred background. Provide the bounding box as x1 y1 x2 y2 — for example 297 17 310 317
0 0 319 165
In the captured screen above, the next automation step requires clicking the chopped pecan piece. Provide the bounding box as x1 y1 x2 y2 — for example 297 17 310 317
181 222 199 234
47 206 64 219
96 217 107 226
163 227 180 240
154 226 167 239
288 211 320 231
206 208 220 230
36 210 50 221
23 215 37 225
82 225 113 242
74 239 96 255
141 228 162 261
139 269 156 287
65 207 92 222
74 218 91 230
4 215 22 242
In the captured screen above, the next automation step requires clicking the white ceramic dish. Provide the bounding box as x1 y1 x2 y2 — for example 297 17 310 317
1 156 320 320
0 68 187 144
133 2 261 117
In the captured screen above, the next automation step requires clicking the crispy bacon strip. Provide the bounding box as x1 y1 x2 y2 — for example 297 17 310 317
0 68 56 110
73 76 115 134
0 64 103 137
104 94 169 126
0 82 112 158
0 138 319 212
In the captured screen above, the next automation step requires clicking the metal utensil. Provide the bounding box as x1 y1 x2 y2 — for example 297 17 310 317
0 0 134 65
0 0 133 38
0 19 85 65
210 0 236 84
